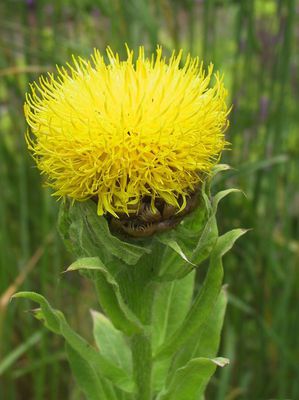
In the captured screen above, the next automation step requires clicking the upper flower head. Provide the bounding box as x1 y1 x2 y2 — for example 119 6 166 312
25 46 229 217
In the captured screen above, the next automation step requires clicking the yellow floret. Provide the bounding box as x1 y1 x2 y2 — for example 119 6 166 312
24 45 230 217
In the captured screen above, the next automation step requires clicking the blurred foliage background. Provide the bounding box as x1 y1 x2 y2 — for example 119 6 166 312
0 0 298 399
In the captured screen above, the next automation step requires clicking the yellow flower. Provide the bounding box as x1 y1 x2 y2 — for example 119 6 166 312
24 46 229 217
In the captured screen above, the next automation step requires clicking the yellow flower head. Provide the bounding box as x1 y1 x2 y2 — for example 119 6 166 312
24 46 229 217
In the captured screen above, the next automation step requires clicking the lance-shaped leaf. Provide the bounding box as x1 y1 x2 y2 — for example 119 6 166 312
155 229 247 360
189 188 242 269
65 343 111 400
12 292 135 393
191 287 227 358
157 238 196 267
155 198 213 280
202 164 232 200
155 186 242 281
212 188 243 213
157 187 240 279
170 287 227 373
152 271 195 391
155 237 196 281
156 357 229 400
190 188 243 268
152 271 196 351
190 214 218 267
66 343 126 400
91 310 132 374
67 257 144 335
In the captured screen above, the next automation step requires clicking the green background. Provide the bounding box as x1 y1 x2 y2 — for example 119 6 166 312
0 0 298 399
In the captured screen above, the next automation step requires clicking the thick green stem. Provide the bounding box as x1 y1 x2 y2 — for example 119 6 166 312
129 282 155 400
118 263 157 400
131 332 152 400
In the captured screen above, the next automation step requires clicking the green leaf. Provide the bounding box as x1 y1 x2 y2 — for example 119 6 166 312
155 229 246 360
156 357 229 400
191 214 218 267
67 257 107 272
58 200 106 261
157 237 196 267
59 200 150 265
66 343 109 400
12 292 135 393
205 164 232 195
152 271 196 351
66 343 125 400
156 246 191 281
155 199 212 280
155 185 242 281
192 288 227 358
152 272 195 391
170 287 228 372
91 310 132 374
190 188 243 268
212 188 243 213
214 228 248 258
190 190 244 268
83 201 150 263
154 248 223 361
67 257 144 336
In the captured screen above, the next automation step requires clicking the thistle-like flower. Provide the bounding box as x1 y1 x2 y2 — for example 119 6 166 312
25 46 229 225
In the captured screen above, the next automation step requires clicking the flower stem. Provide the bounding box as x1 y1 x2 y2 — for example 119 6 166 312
130 282 155 400
131 332 152 400
119 265 156 400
